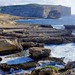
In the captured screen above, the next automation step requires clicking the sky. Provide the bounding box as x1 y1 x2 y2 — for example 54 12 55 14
0 0 74 14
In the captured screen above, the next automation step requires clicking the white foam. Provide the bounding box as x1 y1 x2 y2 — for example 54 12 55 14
45 43 75 63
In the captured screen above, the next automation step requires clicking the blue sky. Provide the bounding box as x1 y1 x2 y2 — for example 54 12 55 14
0 0 74 14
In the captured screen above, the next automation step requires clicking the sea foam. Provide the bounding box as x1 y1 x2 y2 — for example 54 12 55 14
45 43 75 63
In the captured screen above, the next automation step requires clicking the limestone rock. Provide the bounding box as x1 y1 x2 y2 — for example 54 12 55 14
29 47 51 58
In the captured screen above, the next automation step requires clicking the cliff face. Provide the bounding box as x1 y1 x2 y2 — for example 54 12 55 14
47 10 61 19
0 4 71 19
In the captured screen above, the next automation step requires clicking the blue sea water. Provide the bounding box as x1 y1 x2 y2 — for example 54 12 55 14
16 15 75 25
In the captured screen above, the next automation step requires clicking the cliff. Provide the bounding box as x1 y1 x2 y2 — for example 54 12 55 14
0 4 71 19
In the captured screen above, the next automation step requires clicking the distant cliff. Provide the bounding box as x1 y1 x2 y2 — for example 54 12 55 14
0 4 71 19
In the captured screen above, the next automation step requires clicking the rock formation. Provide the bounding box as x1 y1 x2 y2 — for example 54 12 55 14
0 4 71 18
47 10 61 19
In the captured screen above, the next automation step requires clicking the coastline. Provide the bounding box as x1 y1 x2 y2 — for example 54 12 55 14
0 13 75 75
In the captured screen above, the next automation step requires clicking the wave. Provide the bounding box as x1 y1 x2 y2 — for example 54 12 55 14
44 43 75 63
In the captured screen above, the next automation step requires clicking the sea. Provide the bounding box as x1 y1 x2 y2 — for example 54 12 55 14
16 15 75 63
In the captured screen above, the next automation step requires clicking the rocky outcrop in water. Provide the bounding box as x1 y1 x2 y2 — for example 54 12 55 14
65 61 75 70
64 25 75 30
29 47 51 58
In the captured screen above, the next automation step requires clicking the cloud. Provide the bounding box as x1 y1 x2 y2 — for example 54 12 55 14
0 0 74 14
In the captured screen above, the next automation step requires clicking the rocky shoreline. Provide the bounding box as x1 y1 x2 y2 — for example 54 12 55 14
0 14 75 75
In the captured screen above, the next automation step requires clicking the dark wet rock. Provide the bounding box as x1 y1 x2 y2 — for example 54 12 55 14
65 61 75 70
39 25 53 28
42 57 65 64
0 49 21 55
0 57 2 61
0 62 37 71
64 25 75 30
29 47 51 58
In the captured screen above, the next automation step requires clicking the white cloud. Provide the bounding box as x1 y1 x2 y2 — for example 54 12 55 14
0 0 75 14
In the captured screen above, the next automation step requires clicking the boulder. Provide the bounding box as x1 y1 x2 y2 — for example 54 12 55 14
65 61 75 69
29 47 51 58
